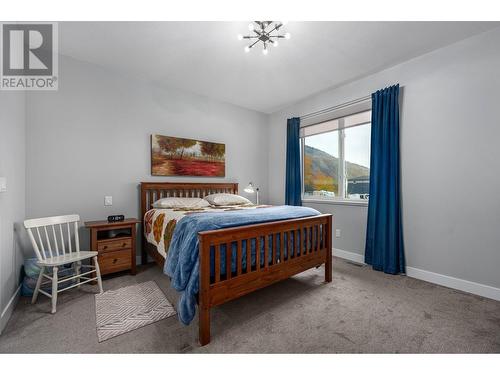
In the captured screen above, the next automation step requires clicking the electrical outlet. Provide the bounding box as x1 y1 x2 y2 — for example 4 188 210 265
104 196 113 206
335 229 341 238
0 177 6 193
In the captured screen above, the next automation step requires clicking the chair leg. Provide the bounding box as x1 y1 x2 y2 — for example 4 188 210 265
51 266 58 314
93 256 103 294
75 261 81 288
32 266 45 304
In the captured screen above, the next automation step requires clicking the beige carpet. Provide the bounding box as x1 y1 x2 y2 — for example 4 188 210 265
1 258 499 353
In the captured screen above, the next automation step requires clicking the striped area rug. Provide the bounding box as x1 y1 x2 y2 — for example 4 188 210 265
95 281 176 342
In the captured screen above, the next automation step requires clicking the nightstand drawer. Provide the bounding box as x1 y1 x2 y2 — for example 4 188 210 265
97 238 132 253
98 249 131 274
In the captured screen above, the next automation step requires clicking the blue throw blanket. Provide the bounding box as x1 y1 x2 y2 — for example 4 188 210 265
164 205 320 324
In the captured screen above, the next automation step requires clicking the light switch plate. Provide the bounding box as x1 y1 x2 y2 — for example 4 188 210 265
0 177 6 193
104 196 113 206
335 229 341 238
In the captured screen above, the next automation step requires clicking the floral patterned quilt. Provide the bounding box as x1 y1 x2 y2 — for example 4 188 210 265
144 205 270 258
144 208 186 258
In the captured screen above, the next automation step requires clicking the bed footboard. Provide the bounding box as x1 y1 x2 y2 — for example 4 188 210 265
198 213 333 346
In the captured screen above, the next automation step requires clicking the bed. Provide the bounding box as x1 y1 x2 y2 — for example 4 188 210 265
140 182 332 345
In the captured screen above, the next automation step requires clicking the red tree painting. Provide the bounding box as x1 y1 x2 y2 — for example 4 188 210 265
151 134 225 177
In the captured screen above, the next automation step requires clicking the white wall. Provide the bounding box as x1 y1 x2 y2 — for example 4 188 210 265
0 91 26 333
268 27 500 290
26 55 269 254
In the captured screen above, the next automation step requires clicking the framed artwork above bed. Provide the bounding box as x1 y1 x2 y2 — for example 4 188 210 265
151 134 225 177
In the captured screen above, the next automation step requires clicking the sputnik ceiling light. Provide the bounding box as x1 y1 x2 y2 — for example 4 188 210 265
237 21 290 55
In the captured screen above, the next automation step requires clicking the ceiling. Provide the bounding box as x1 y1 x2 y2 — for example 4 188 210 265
59 22 499 113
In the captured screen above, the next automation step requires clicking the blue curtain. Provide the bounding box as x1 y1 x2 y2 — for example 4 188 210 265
285 117 302 206
365 85 405 274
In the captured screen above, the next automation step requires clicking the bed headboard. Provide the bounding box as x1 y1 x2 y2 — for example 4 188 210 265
140 182 239 219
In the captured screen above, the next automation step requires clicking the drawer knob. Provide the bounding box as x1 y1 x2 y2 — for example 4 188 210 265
113 259 118 264
103 245 108 250
122 243 126 247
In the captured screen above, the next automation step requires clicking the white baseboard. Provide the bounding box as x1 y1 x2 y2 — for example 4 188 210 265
333 248 365 264
406 266 500 301
333 247 500 302
0 284 21 335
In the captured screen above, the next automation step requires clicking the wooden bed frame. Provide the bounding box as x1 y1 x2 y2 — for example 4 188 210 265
140 182 332 346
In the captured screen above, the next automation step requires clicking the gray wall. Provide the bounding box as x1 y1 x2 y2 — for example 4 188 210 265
268 27 500 289
26 55 269 255
0 91 26 332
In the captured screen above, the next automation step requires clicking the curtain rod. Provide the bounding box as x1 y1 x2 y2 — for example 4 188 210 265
300 94 371 121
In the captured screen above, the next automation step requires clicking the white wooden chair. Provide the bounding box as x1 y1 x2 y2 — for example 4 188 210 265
24 214 103 313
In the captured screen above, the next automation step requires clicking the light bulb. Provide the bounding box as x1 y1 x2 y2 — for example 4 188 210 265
237 34 243 41
284 32 291 39
262 48 268 55
244 46 250 53
248 23 254 31
273 40 279 47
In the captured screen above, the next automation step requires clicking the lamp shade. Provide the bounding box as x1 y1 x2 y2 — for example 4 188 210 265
244 182 255 194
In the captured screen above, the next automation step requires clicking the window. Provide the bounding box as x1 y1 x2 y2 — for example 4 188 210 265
301 109 371 201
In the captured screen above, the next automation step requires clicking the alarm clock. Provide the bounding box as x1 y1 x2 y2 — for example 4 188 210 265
107 215 125 223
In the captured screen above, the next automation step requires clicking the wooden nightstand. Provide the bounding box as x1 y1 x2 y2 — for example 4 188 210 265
85 218 140 276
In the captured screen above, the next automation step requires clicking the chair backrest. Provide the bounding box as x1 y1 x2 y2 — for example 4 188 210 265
24 214 81 262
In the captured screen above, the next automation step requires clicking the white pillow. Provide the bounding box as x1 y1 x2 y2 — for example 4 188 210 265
152 197 210 209
203 193 252 206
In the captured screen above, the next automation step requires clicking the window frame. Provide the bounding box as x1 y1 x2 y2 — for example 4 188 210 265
300 109 371 206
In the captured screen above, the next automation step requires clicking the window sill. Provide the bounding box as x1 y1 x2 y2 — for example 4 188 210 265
302 198 369 207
